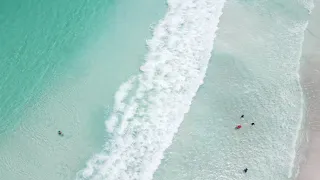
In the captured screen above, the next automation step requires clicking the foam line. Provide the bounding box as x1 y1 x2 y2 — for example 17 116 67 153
76 0 226 179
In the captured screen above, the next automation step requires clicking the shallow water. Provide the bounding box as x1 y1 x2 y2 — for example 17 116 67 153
0 0 314 179
0 0 165 179
76 0 226 179
0 0 110 134
153 0 312 180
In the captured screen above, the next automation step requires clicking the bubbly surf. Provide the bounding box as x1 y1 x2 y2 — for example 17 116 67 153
151 0 314 179
76 0 226 179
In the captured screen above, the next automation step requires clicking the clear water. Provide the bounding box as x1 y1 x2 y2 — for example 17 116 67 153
0 0 165 179
0 0 314 180
0 0 109 134
153 0 312 180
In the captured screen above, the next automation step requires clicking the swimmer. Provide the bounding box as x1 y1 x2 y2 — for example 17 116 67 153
235 125 242 129
251 123 255 126
58 130 64 136
244 168 248 173
240 115 244 118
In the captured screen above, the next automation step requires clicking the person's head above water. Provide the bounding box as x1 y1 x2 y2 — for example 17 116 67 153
240 115 244 118
58 131 63 136
251 123 255 125
244 168 248 173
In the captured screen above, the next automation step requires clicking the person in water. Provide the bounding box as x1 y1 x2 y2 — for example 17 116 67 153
235 125 242 129
58 130 64 136
244 168 248 173
251 123 255 126
240 115 244 118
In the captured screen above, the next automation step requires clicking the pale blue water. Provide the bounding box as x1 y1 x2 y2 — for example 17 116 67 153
0 0 165 179
0 0 110 134
153 1 312 180
0 0 315 180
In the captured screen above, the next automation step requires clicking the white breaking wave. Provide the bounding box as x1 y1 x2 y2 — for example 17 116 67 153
76 0 226 179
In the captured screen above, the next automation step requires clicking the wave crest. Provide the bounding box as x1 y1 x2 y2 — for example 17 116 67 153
76 0 226 179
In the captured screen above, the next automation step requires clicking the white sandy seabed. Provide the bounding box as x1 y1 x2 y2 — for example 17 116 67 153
76 0 226 179
76 0 315 180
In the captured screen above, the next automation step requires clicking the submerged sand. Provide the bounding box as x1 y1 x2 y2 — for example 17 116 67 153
296 1 320 180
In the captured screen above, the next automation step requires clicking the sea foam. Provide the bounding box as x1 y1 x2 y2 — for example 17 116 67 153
76 0 226 179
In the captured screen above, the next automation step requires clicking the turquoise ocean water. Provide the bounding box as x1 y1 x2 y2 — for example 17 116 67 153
0 0 165 179
0 0 315 180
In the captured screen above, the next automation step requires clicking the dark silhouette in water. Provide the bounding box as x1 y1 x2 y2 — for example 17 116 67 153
240 115 244 118
58 131 64 136
251 123 255 126
244 168 248 173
